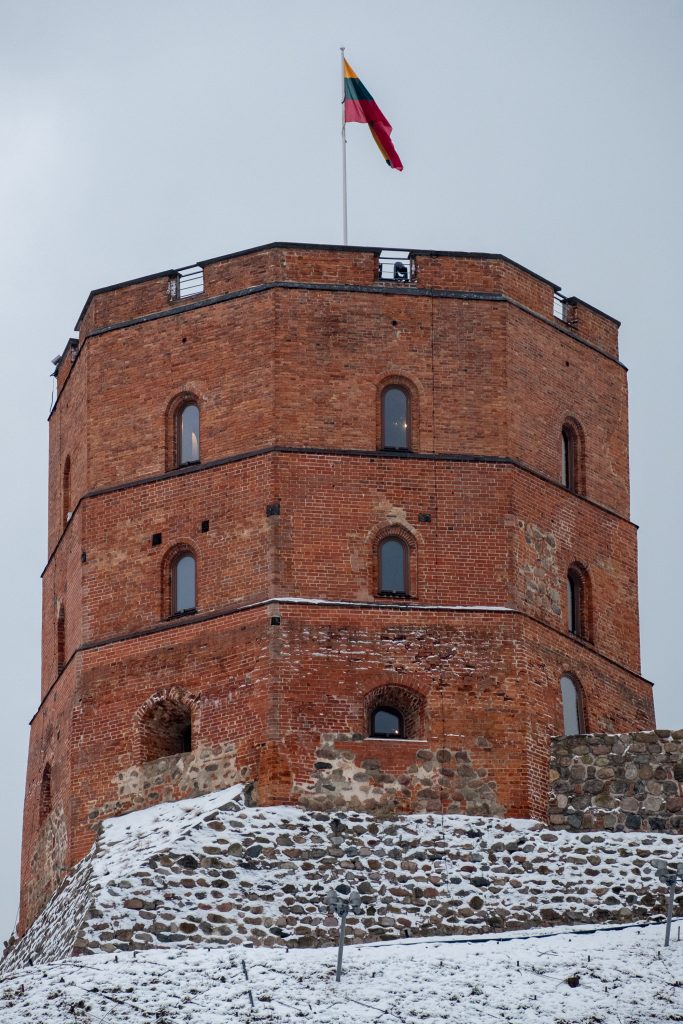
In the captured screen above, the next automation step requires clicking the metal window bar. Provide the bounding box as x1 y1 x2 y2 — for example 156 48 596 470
169 265 204 300
177 265 204 298
378 250 414 283
553 292 567 321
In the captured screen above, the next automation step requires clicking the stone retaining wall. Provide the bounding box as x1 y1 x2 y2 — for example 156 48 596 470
549 730 683 832
4 785 682 974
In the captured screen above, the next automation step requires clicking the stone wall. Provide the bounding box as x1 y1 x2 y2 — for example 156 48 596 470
4 786 682 975
295 734 505 816
549 730 683 832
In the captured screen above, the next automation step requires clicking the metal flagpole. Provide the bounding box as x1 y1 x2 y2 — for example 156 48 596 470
340 46 348 245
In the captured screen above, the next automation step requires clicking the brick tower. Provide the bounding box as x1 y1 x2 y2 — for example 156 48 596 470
20 243 654 931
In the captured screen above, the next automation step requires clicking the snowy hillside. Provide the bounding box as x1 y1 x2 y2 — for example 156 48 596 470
1 921 682 1022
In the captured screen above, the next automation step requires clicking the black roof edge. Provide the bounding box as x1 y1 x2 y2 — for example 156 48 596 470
73 241 566 329
75 268 176 329
564 295 621 327
51 337 79 375
200 241 561 290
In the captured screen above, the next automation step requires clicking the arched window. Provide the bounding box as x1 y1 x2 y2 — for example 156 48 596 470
57 604 66 674
560 675 584 735
370 706 405 738
62 456 71 528
566 572 580 636
560 420 584 494
140 700 193 762
39 763 52 824
381 386 410 450
561 427 575 491
566 564 591 640
171 552 196 615
365 684 425 739
378 536 409 596
177 402 200 466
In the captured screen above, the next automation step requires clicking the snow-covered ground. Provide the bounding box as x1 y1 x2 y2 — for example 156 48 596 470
1 921 681 1023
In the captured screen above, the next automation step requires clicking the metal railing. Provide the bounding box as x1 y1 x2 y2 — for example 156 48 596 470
553 292 567 321
378 250 415 284
168 265 204 301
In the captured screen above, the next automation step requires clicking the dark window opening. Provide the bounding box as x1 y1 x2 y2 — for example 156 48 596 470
171 552 196 615
561 427 576 491
371 706 405 738
177 402 200 466
365 684 425 740
381 386 410 450
180 722 192 753
560 420 584 495
379 536 409 596
57 606 66 674
140 702 193 762
567 571 581 637
62 456 71 529
560 675 584 735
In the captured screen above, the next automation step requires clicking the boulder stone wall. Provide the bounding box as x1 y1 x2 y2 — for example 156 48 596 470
3 785 682 974
549 730 683 833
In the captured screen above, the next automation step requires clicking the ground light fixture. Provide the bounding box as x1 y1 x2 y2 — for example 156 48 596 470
653 858 683 947
325 888 363 981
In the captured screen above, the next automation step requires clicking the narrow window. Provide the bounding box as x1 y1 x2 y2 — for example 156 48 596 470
560 675 584 735
381 387 410 450
371 706 405 738
378 537 408 596
172 553 196 614
561 428 575 491
39 764 52 823
177 403 200 466
57 605 66 674
62 456 71 528
560 420 584 494
567 571 581 636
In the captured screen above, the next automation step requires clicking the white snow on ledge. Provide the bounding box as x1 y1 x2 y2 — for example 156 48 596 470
272 596 514 612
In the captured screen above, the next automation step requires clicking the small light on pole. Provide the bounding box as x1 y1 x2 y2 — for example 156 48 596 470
653 858 683 948
326 888 363 982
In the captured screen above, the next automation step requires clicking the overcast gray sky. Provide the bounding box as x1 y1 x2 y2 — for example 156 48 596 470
0 0 681 942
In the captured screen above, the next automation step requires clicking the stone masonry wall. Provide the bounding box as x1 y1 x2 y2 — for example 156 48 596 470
549 730 683 832
4 786 682 975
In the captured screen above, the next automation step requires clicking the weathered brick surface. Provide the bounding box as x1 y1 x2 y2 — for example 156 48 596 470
21 244 653 935
549 730 683 832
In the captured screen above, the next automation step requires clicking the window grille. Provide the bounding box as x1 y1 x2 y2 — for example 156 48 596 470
378 250 414 283
553 293 567 321
168 265 204 300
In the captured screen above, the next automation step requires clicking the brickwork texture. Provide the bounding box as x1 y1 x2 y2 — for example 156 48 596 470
20 243 654 933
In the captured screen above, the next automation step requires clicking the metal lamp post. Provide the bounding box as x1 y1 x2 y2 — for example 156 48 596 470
326 889 362 981
653 858 683 947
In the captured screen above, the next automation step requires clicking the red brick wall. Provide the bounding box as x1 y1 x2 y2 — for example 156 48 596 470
21 244 652 934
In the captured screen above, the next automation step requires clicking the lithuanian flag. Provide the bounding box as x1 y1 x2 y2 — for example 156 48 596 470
343 58 403 171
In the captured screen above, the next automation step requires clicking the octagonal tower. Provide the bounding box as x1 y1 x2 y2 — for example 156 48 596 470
20 242 654 931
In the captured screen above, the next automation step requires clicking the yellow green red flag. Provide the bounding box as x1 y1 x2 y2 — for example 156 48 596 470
343 58 403 171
